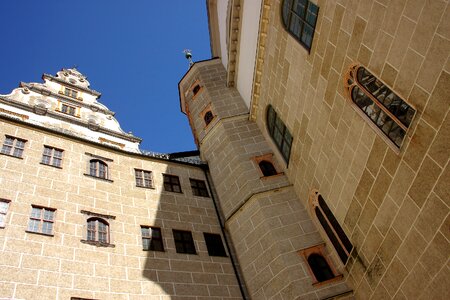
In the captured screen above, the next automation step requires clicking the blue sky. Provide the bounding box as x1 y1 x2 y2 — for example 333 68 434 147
0 1 211 153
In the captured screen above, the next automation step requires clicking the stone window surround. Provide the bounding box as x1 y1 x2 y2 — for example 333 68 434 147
200 103 216 129
298 243 343 287
343 63 416 152
80 210 115 248
0 198 11 228
26 205 56 237
0 135 26 159
41 145 64 169
190 79 204 100
251 153 284 179
308 190 353 265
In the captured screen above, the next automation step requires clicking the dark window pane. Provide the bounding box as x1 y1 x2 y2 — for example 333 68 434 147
308 254 334 282
204 233 227 257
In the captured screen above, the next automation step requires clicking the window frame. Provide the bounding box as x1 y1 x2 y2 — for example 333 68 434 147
26 205 56 236
190 178 209 197
266 105 293 164
1 135 26 158
163 174 182 193
41 145 64 168
309 190 353 265
281 0 319 52
344 63 416 150
203 232 227 257
86 217 110 244
64 87 79 99
0 199 11 228
135 169 153 189
172 229 196 254
141 226 164 252
88 159 110 180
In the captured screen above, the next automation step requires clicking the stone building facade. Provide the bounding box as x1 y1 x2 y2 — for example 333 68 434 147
177 0 449 299
0 69 243 299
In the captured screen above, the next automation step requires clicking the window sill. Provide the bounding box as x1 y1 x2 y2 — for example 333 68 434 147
81 239 115 248
163 190 183 194
25 230 54 237
0 152 23 159
136 185 155 189
260 172 285 180
142 248 165 252
40 162 63 169
83 173 113 183
192 194 210 198
312 274 344 288
175 251 197 255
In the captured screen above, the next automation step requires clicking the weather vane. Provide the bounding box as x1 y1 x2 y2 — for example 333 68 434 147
183 49 194 67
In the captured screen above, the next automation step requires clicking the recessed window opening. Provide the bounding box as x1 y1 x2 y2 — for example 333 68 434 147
0 199 11 227
27 206 55 235
1 136 26 158
308 253 334 282
163 174 182 193
266 105 293 163
204 111 214 125
64 87 78 98
259 160 277 176
42 146 63 168
135 169 153 188
193 84 201 95
141 226 164 251
173 229 196 254
61 103 76 116
89 159 108 179
87 217 109 244
190 179 209 197
204 233 227 257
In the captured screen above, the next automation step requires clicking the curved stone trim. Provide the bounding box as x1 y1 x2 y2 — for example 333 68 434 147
43 74 101 96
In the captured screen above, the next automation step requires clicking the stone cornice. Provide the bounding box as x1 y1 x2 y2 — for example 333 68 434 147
42 73 101 97
0 95 142 143
226 0 243 87
20 82 115 116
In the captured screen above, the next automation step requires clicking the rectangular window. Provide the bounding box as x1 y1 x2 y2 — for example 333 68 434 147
173 229 196 254
64 87 78 98
1 136 26 158
190 179 209 197
27 206 55 235
163 174 182 193
203 233 227 257
61 103 77 116
41 146 63 168
135 169 153 188
141 226 164 251
0 199 11 228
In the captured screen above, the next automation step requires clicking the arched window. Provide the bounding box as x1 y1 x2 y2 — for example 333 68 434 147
312 193 353 264
87 218 109 244
89 159 108 179
204 111 214 126
345 64 415 148
266 105 293 163
307 253 334 282
259 160 277 177
282 0 319 51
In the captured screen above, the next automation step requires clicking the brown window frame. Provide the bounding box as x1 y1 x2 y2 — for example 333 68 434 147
0 199 11 228
190 178 209 197
141 226 164 251
27 205 56 236
173 229 196 254
1 135 26 158
64 87 78 99
135 169 153 188
86 217 110 244
89 159 109 180
61 103 77 116
163 174 182 193
41 145 64 168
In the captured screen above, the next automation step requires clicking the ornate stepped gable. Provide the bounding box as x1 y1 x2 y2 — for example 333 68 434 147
0 68 142 153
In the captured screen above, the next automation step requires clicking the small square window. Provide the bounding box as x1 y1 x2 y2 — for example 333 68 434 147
27 206 55 235
203 233 227 257
1 136 26 158
61 103 77 116
41 146 63 168
64 87 78 98
135 169 153 188
0 199 11 228
173 229 196 254
163 174 182 193
141 226 164 251
190 179 209 197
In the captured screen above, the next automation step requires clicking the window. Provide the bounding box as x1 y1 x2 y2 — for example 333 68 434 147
27 206 55 235
64 87 78 98
163 174 182 193
203 233 227 257
141 226 164 251
282 0 319 51
204 111 214 126
1 136 26 158
135 169 153 188
190 179 209 197
259 160 278 177
41 146 63 168
87 218 109 244
267 105 293 163
89 159 108 179
61 103 76 116
0 199 11 228
298 243 342 285
192 84 201 95
173 229 196 254
345 64 416 148
312 192 353 264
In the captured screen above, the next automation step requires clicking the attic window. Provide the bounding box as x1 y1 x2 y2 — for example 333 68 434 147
64 87 78 98
193 84 201 95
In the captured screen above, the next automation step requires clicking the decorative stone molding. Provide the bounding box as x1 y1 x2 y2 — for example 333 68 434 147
226 0 243 87
0 107 29 120
98 137 125 149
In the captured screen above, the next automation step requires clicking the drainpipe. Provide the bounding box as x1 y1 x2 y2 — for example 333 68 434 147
201 164 248 300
